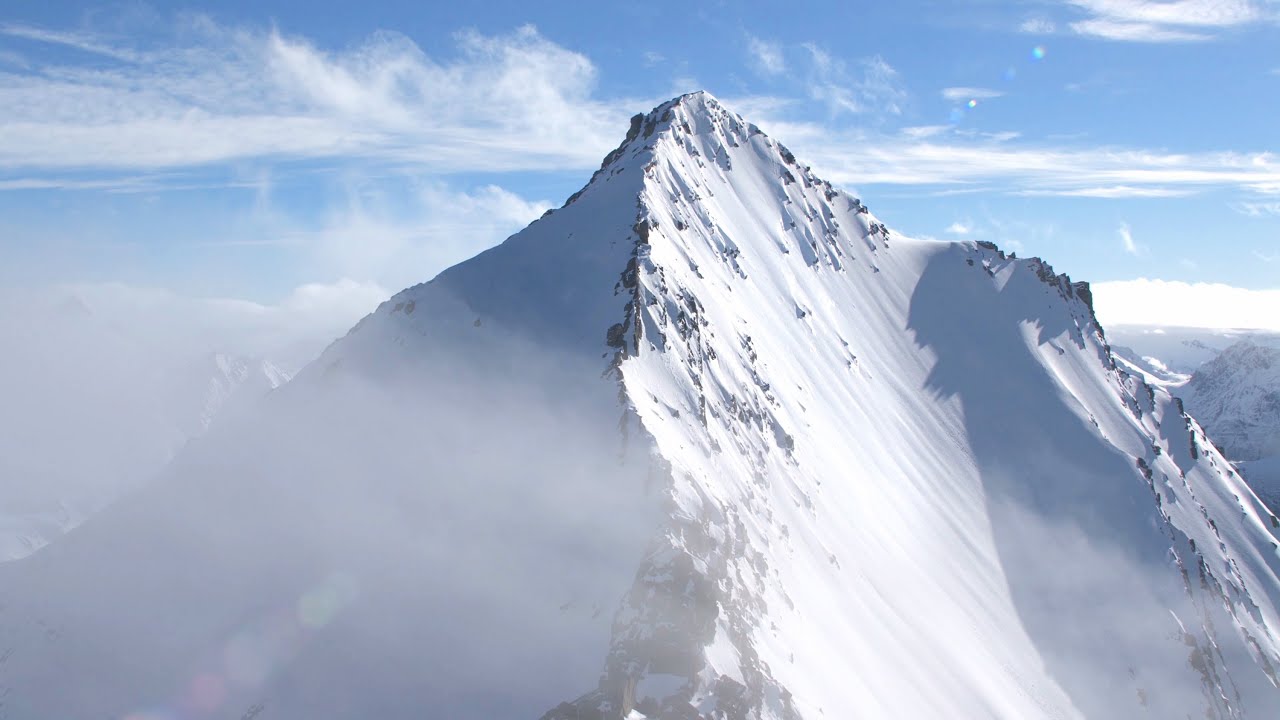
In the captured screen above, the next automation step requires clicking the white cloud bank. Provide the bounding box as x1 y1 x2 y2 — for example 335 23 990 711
1093 279 1280 331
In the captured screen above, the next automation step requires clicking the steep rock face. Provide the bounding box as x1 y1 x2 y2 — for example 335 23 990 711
0 93 1278 720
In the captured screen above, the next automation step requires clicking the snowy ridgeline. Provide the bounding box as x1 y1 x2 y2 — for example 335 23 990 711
0 93 1278 720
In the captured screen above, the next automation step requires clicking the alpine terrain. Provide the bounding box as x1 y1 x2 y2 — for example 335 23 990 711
1 92 1278 719
1182 340 1280 511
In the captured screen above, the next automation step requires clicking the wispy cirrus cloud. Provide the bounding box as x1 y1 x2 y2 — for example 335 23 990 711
734 37 907 119
1020 18 1058 33
1118 221 1142 255
801 46 906 117
747 115 1280 198
1015 186 1196 198
1064 0 1267 42
941 87 1005 102
1234 200 1280 216
0 22 143 61
0 20 637 181
746 35 786 76
899 125 952 139
4 15 1276 209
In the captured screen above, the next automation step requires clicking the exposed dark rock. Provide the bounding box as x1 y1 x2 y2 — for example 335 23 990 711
1072 281 1094 313
606 323 627 349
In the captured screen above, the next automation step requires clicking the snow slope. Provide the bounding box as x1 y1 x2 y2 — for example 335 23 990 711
1110 344 1190 387
1 93 1279 719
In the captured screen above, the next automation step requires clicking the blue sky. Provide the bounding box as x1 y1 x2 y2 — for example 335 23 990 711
1 0 1278 331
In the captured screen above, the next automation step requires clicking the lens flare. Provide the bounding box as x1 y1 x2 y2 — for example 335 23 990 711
185 673 227 713
967 99 978 109
297 572 359 629
1032 46 1046 60
224 631 275 687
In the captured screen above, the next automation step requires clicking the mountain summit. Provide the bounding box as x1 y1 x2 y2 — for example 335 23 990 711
2 92 1279 719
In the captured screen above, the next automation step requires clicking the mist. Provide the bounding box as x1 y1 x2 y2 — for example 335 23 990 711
0 288 668 718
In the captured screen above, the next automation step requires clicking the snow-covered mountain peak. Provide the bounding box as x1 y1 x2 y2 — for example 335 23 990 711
599 90 747 162
314 96 1280 718
1217 339 1278 372
3 93 1280 720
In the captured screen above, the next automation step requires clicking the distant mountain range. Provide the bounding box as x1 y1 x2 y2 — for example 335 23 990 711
1111 329 1280 512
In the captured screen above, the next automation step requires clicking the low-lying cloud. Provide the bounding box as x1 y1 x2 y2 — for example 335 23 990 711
1093 278 1280 331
